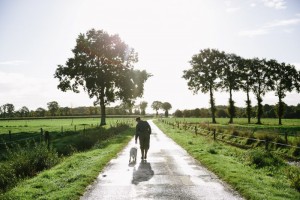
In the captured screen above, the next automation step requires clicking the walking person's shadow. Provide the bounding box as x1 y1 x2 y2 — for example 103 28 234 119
131 160 154 185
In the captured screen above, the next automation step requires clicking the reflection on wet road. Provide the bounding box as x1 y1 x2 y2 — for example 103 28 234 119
132 161 154 185
81 120 244 200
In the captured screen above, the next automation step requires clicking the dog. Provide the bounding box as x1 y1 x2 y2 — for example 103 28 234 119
129 147 137 163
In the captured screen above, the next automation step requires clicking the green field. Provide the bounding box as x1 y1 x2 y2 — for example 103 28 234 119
166 117 300 136
168 117 300 126
0 117 136 134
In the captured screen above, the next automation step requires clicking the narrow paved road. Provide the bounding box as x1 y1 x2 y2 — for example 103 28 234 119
81 120 244 200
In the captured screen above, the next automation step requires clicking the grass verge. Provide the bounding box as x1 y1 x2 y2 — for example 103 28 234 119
0 128 134 200
154 120 300 200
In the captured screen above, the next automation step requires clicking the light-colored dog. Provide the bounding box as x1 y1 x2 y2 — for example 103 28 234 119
129 147 137 163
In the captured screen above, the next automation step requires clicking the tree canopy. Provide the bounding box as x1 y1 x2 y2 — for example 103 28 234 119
162 102 172 117
151 101 163 117
54 29 150 125
183 48 225 123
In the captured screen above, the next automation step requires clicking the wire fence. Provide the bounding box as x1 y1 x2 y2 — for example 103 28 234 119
160 119 300 151
0 119 134 148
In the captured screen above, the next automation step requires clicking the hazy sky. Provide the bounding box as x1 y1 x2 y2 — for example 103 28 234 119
0 0 300 113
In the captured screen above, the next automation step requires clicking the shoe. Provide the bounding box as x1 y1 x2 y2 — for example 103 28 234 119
141 156 144 160
144 155 147 159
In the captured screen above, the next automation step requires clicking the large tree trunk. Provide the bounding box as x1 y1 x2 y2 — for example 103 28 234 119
256 94 262 124
209 87 216 124
278 95 283 125
100 102 106 126
228 89 234 124
165 110 169 117
99 93 106 126
246 87 251 124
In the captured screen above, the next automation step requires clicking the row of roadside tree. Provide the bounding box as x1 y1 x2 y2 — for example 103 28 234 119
183 48 300 125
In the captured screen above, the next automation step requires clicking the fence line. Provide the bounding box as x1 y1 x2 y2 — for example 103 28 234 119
0 119 134 146
161 119 300 150
0 135 41 145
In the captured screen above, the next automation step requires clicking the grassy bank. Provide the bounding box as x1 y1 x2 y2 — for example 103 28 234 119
0 128 134 200
154 120 300 200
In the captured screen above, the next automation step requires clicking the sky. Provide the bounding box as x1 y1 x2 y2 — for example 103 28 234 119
0 0 300 113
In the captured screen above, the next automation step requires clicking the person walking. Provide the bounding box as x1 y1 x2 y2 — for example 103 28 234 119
135 117 151 160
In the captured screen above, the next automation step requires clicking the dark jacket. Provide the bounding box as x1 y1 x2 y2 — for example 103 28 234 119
135 120 151 141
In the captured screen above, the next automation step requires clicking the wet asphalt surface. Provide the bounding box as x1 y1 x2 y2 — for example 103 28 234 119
81 120 244 200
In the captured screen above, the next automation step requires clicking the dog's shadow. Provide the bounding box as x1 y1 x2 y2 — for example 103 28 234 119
128 160 137 167
131 161 154 185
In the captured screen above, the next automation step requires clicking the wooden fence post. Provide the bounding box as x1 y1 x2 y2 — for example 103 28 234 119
285 131 288 144
265 139 269 150
195 126 198 135
40 128 43 141
9 130 12 140
44 131 50 149
213 129 216 140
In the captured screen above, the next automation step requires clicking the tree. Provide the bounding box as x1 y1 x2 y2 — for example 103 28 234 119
55 29 150 125
249 58 273 124
120 101 134 114
60 107 71 116
162 102 172 117
0 106 3 118
151 101 162 117
47 101 59 116
139 101 148 115
191 108 201 117
36 107 46 117
2 103 15 118
19 106 29 117
267 60 300 125
183 48 225 123
174 109 183 117
239 58 253 124
217 109 228 118
220 53 241 123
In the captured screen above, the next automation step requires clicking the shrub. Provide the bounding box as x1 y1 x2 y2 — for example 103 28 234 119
245 133 257 145
208 148 217 154
231 130 239 137
0 163 16 192
256 132 276 142
292 139 300 157
286 166 300 192
0 141 59 191
244 149 284 168
5 141 59 177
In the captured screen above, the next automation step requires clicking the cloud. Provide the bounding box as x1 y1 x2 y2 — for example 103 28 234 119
261 0 287 9
224 0 240 13
0 60 28 66
238 28 269 37
265 18 300 28
239 17 300 37
0 71 95 110
0 72 42 95
226 7 240 13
